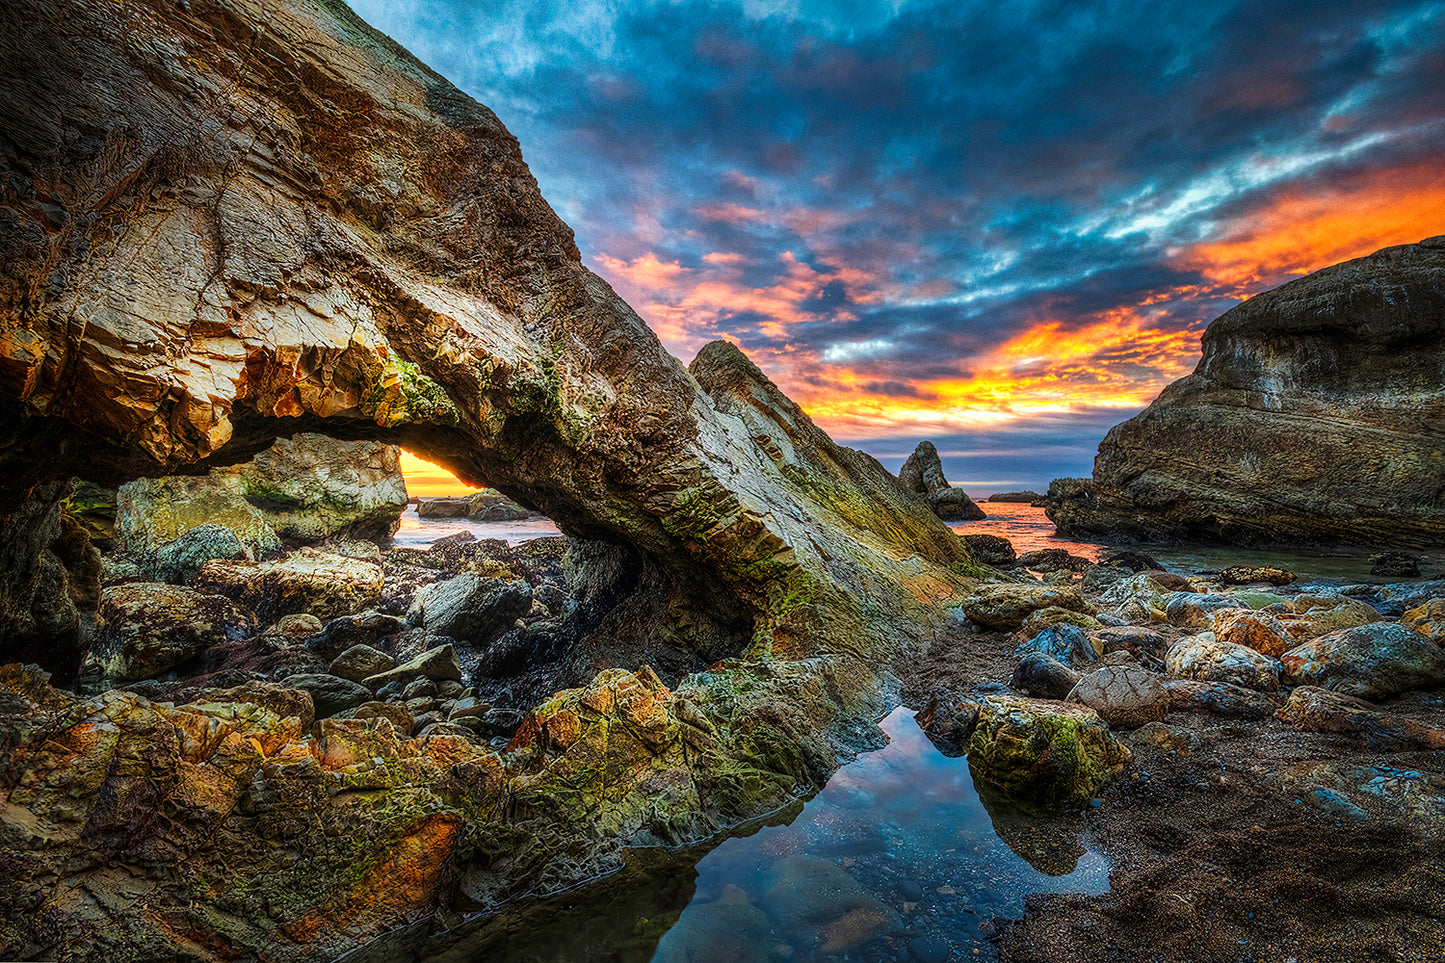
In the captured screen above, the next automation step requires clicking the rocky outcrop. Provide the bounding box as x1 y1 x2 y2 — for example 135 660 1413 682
114 435 407 575
0 0 985 957
0 0 975 682
898 441 985 521
1045 239 1445 546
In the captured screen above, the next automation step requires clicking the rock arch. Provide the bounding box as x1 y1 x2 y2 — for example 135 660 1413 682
0 0 977 681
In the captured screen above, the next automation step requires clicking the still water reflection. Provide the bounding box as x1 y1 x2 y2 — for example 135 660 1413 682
388 708 1108 963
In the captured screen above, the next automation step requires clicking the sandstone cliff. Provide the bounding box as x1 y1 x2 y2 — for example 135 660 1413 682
1047 238 1445 547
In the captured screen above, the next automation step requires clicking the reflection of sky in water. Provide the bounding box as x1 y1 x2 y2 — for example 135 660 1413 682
952 502 1417 584
650 707 1110 962
392 507 562 548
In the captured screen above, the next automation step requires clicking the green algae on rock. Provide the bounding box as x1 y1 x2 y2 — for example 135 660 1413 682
966 696 1132 805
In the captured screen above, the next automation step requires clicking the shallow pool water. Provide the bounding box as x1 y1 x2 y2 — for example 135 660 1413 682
393 708 1109 963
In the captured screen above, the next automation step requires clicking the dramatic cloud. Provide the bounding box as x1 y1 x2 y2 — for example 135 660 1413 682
352 0 1445 492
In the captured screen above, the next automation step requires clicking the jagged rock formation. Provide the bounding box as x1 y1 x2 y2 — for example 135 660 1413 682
898 440 985 521
0 0 983 957
1046 238 1445 546
0 0 975 673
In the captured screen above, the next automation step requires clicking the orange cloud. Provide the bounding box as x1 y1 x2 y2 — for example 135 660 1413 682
1178 161 1445 296
794 304 1205 439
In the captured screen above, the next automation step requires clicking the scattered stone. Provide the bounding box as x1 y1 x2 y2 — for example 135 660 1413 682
409 573 533 645
1212 608 1295 657
1013 606 1104 643
1279 623 1445 699
966 695 1131 803
1164 633 1281 691
908 934 952 963
333 700 413 736
1101 550 1165 573
270 613 324 638
1218 565 1296 586
1164 593 1245 628
1162 680 1279 720
279 673 372 717
1377 579 1445 611
149 523 253 584
1284 595 1382 639
963 533 1016 566
1401 599 1445 644
1127 721 1199 752
1011 651 1082 700
195 548 383 621
81 583 254 683
960 585 1095 631
1067 665 1169 728
1275 686 1445 750
448 696 492 722
1015 623 1100 668
1015 548 1094 573
307 612 407 660
329 644 396 683
1370 551 1422 578
1090 625 1169 658
762 856 902 953
363 644 464 689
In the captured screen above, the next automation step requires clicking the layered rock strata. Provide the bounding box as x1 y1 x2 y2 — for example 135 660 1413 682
0 0 982 957
0 0 976 675
1046 238 1445 546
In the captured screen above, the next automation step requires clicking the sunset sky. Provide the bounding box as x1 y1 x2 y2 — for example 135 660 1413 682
356 0 1445 497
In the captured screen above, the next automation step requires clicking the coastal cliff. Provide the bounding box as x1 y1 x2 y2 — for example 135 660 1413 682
0 0 980 957
1046 237 1445 547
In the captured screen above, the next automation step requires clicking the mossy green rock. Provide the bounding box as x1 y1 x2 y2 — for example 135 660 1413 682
967 695 1131 804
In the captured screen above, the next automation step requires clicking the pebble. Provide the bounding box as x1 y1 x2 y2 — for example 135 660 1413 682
909 934 952 963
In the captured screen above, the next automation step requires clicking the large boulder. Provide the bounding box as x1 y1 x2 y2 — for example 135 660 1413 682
898 441 985 521
1212 608 1296 657
115 437 407 567
1164 632 1281 692
194 549 383 622
1067 665 1170 729
1279 623 1445 699
408 573 533 645
1402 599 1445 643
966 695 1131 803
231 434 407 543
960 584 1094 631
82 582 255 683
1043 239 1445 546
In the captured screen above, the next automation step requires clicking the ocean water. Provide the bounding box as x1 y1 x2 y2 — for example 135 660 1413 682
388 708 1109 963
395 500 1423 584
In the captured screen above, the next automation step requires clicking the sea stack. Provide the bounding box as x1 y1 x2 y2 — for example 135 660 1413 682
899 440 986 521
1045 237 1445 546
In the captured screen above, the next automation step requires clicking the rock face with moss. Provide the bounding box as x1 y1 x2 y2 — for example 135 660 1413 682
0 1 983 959
0 0 975 680
0 655 890 962
1045 238 1445 547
